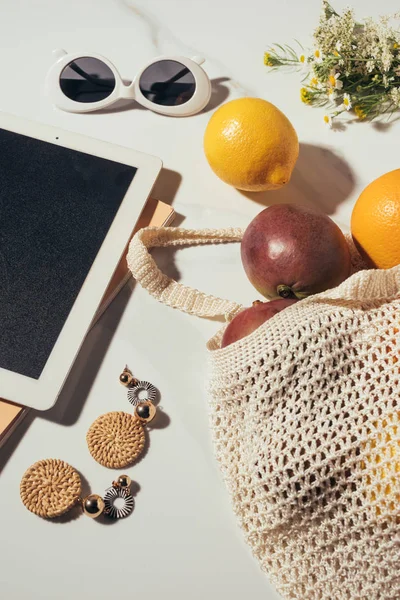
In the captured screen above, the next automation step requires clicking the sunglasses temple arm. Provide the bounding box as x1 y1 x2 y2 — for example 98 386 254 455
67 62 114 89
191 56 205 65
53 48 68 60
148 57 206 92
146 66 191 94
162 67 190 85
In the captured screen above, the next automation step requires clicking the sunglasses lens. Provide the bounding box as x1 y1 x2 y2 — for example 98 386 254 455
59 57 115 103
139 60 196 106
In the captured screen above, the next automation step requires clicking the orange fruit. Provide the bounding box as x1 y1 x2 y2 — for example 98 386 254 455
351 169 400 269
203 98 299 192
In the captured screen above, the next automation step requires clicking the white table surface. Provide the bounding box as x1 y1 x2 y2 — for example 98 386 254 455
0 1 399 599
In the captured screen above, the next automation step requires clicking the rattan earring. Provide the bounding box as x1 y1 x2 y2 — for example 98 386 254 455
86 366 158 469
20 458 135 520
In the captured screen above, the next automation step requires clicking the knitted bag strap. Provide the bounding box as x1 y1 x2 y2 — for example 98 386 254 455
127 227 244 320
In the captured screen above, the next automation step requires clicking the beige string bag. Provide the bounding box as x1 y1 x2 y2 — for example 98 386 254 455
128 227 400 600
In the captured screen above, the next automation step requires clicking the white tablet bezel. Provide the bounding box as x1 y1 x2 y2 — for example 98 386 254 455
0 112 162 411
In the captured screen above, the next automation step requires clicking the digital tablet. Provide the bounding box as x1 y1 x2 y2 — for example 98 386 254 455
0 113 162 410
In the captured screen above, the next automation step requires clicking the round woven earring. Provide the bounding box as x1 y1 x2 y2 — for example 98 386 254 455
86 366 158 469
20 458 135 520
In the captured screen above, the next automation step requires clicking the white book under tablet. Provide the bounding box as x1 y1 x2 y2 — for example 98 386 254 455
0 113 162 411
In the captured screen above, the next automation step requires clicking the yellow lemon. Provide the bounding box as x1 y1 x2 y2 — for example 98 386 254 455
203 97 299 192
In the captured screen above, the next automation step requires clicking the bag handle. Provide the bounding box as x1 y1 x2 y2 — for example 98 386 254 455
127 227 244 320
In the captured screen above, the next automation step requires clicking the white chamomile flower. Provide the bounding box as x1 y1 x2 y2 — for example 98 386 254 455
323 114 333 129
328 71 343 90
313 48 323 63
342 93 352 111
327 87 337 100
298 54 308 71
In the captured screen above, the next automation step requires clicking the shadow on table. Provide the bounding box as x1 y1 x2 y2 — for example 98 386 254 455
150 243 237 326
202 77 230 113
0 410 36 473
331 113 400 132
0 168 182 472
240 143 356 215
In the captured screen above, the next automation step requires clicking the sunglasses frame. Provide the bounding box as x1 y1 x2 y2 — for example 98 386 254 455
46 49 212 117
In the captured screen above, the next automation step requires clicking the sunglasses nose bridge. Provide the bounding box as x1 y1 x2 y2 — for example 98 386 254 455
119 82 135 100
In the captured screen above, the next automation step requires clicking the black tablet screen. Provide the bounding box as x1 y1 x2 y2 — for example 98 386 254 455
0 128 137 379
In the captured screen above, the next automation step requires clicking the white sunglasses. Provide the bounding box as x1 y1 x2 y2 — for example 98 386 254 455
46 49 212 116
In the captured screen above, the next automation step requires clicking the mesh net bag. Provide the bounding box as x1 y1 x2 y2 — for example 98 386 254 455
128 226 400 600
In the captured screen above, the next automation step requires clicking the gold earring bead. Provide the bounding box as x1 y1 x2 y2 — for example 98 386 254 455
119 366 138 388
119 371 132 387
82 494 105 518
135 401 157 424
115 474 132 488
